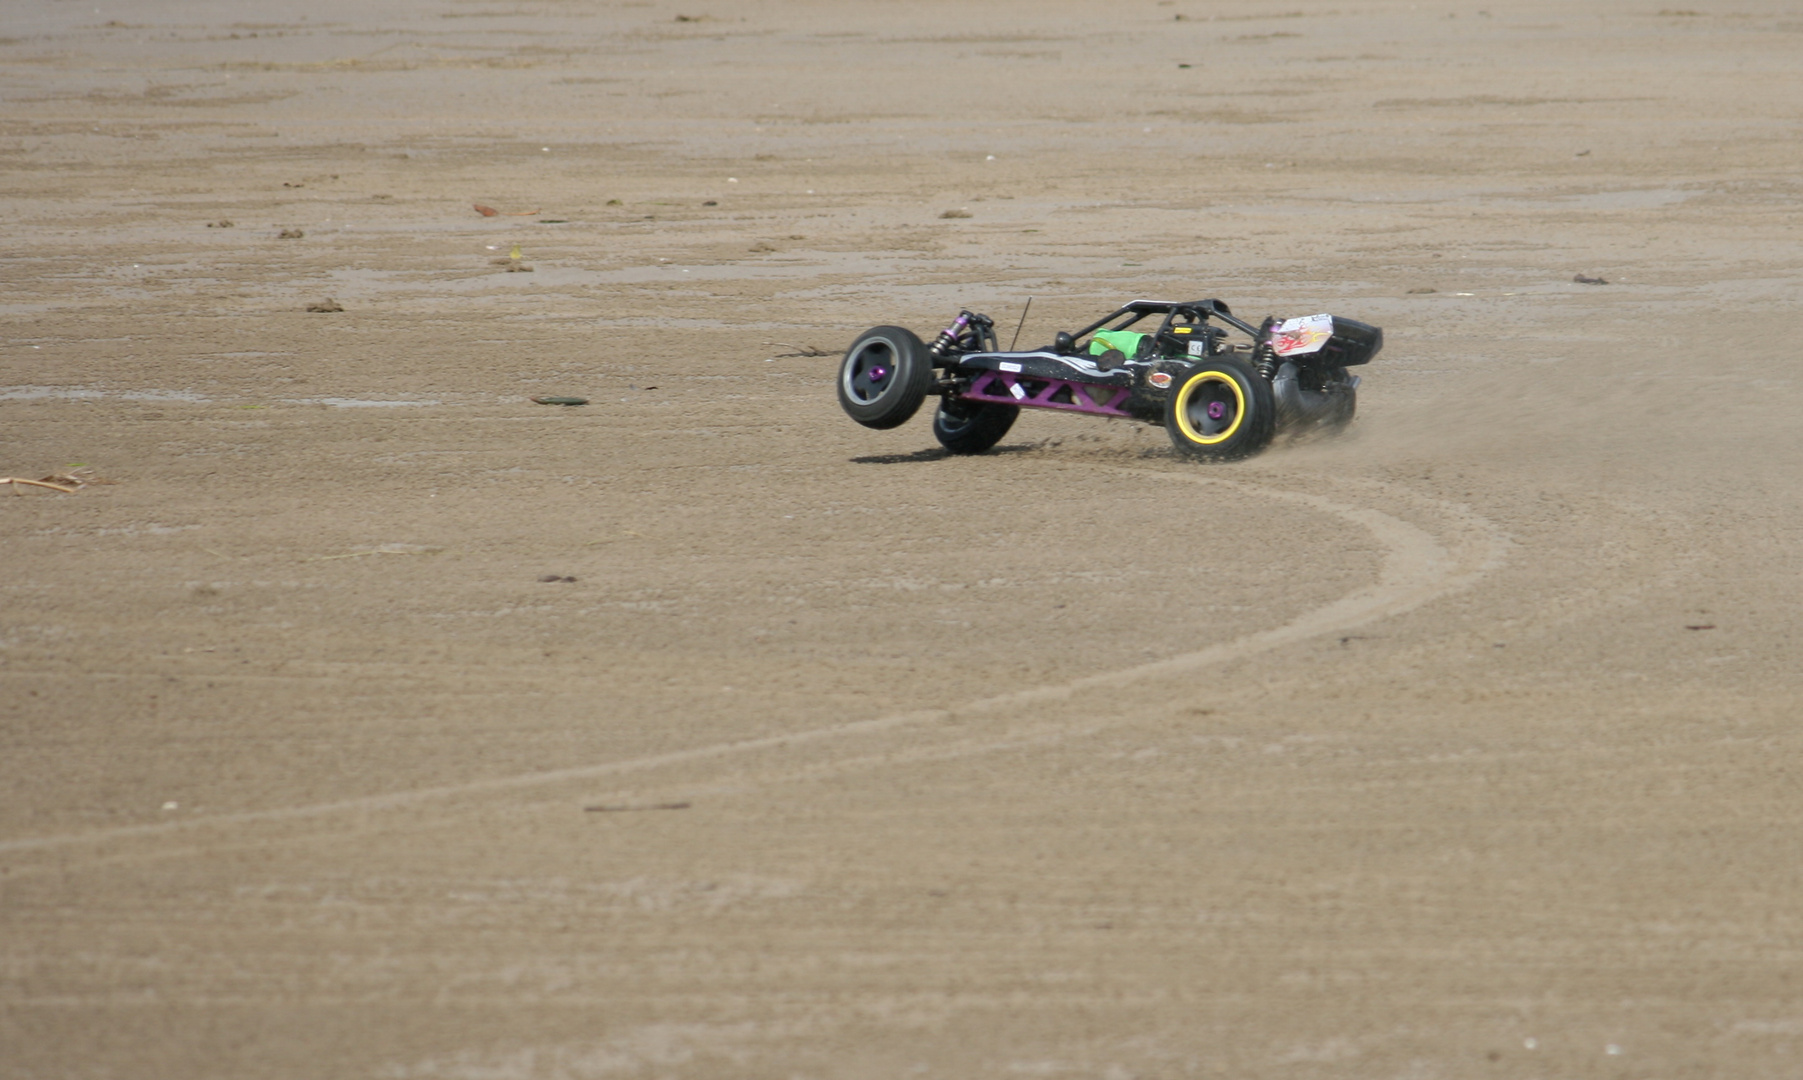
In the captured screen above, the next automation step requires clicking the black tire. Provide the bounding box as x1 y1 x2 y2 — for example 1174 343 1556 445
838 326 933 430
932 397 1019 454
1273 361 1357 438
1318 365 1357 433
1164 355 1277 462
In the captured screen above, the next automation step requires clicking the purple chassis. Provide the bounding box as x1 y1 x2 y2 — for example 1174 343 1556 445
956 370 1133 417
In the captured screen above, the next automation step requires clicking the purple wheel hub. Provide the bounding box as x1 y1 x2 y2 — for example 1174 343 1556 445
1206 401 1227 420
868 366 888 383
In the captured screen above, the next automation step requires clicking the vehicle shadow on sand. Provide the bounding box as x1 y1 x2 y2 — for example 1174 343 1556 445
850 445 1038 465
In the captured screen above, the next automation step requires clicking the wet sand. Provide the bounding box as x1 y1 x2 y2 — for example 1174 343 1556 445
4 2 1803 1076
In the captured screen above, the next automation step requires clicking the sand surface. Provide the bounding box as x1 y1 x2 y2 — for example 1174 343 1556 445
4 1 1803 1076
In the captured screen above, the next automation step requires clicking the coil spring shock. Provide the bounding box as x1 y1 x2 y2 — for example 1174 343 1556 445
1252 315 1279 381
930 312 973 359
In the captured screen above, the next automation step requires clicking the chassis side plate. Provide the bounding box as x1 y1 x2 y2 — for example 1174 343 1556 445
958 371 1133 417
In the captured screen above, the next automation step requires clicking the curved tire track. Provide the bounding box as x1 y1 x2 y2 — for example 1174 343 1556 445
0 473 1504 861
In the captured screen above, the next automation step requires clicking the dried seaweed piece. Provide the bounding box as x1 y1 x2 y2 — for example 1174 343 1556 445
762 341 831 358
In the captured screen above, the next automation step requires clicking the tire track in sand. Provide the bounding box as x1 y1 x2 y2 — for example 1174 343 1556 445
0 473 1504 860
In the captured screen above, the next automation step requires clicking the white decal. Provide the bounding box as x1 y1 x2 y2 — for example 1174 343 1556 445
1007 381 1028 400
998 361 1022 373
1269 313 1334 357
1187 340 1206 357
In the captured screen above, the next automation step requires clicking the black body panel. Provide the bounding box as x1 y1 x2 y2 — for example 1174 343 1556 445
953 350 1137 388
1324 317 1383 366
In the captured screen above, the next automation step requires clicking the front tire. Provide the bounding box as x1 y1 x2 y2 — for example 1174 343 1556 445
932 397 1019 454
1164 356 1277 461
838 326 933 430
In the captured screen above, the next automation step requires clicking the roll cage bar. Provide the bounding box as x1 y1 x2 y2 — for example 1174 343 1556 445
1068 299 1264 345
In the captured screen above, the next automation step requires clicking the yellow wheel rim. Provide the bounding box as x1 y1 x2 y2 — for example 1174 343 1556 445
1173 370 1246 445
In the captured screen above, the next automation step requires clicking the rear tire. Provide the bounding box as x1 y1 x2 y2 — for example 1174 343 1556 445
932 397 1019 454
838 326 933 430
1318 365 1357 433
1164 356 1277 462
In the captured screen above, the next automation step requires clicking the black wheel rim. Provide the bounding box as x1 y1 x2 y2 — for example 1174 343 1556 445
1176 371 1245 445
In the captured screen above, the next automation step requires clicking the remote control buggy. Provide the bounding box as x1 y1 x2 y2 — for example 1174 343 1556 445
837 298 1382 461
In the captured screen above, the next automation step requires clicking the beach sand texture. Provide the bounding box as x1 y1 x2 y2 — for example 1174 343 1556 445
4 2 1803 1076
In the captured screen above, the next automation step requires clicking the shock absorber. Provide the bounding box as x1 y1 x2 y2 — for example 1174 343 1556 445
1251 315 1279 381
930 312 972 359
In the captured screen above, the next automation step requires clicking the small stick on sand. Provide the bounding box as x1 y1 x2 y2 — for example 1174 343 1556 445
1 477 77 494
